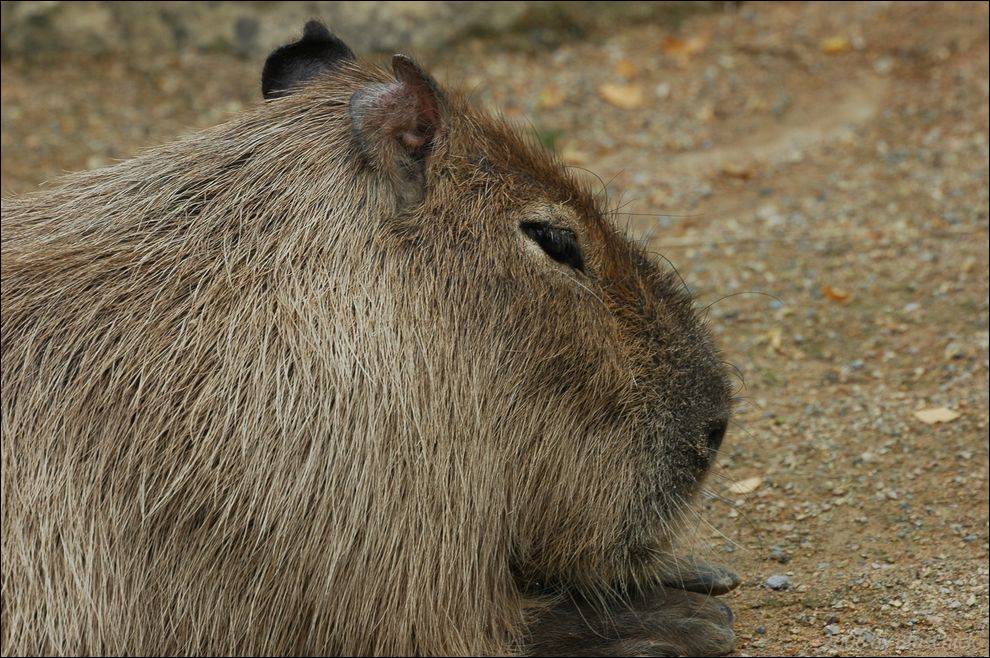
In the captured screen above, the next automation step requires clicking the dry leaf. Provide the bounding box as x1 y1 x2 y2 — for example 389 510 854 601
695 103 716 122
598 83 645 110
823 285 852 302
820 36 852 54
768 327 783 351
614 58 639 79
721 163 754 179
728 476 763 495
913 407 961 424
662 35 708 61
538 85 564 110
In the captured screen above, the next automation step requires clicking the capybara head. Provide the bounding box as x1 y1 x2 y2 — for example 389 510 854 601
1 21 731 655
270 23 734 584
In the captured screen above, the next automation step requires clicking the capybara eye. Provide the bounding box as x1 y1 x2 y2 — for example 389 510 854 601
520 221 584 272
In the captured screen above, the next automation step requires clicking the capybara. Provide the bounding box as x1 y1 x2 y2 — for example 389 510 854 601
1 21 737 656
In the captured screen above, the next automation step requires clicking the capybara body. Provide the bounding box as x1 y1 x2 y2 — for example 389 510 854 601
1 23 733 656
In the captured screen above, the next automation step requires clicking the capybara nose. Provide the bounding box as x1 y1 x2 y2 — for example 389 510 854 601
705 419 728 453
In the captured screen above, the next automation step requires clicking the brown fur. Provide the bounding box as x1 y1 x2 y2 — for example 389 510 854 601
1 48 731 655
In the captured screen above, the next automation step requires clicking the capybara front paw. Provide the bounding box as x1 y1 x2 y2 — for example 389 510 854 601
526 586 736 657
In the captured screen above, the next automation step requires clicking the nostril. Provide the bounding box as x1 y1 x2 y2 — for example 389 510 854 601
706 419 728 452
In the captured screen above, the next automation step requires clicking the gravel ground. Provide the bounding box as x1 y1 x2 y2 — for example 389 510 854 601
2 2 988 655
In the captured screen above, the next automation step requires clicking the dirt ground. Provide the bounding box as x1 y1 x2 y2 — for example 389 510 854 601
2 1 988 655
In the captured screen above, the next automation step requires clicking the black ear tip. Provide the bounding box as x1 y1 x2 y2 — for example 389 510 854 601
303 20 332 40
261 20 356 99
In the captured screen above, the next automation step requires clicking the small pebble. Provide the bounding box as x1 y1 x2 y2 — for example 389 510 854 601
765 574 792 590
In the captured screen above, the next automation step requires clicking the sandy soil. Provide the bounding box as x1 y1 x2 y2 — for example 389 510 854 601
2 1 988 655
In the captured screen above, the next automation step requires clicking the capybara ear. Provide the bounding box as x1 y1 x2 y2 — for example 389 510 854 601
262 20 355 99
349 54 445 204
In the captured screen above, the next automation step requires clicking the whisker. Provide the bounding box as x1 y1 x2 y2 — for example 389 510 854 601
655 226 987 249
640 247 693 299
723 361 747 395
701 290 783 314
564 164 612 208
612 210 706 220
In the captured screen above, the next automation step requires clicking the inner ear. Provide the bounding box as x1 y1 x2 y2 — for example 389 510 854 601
349 54 445 201
389 55 442 156
262 20 355 99
350 55 444 158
